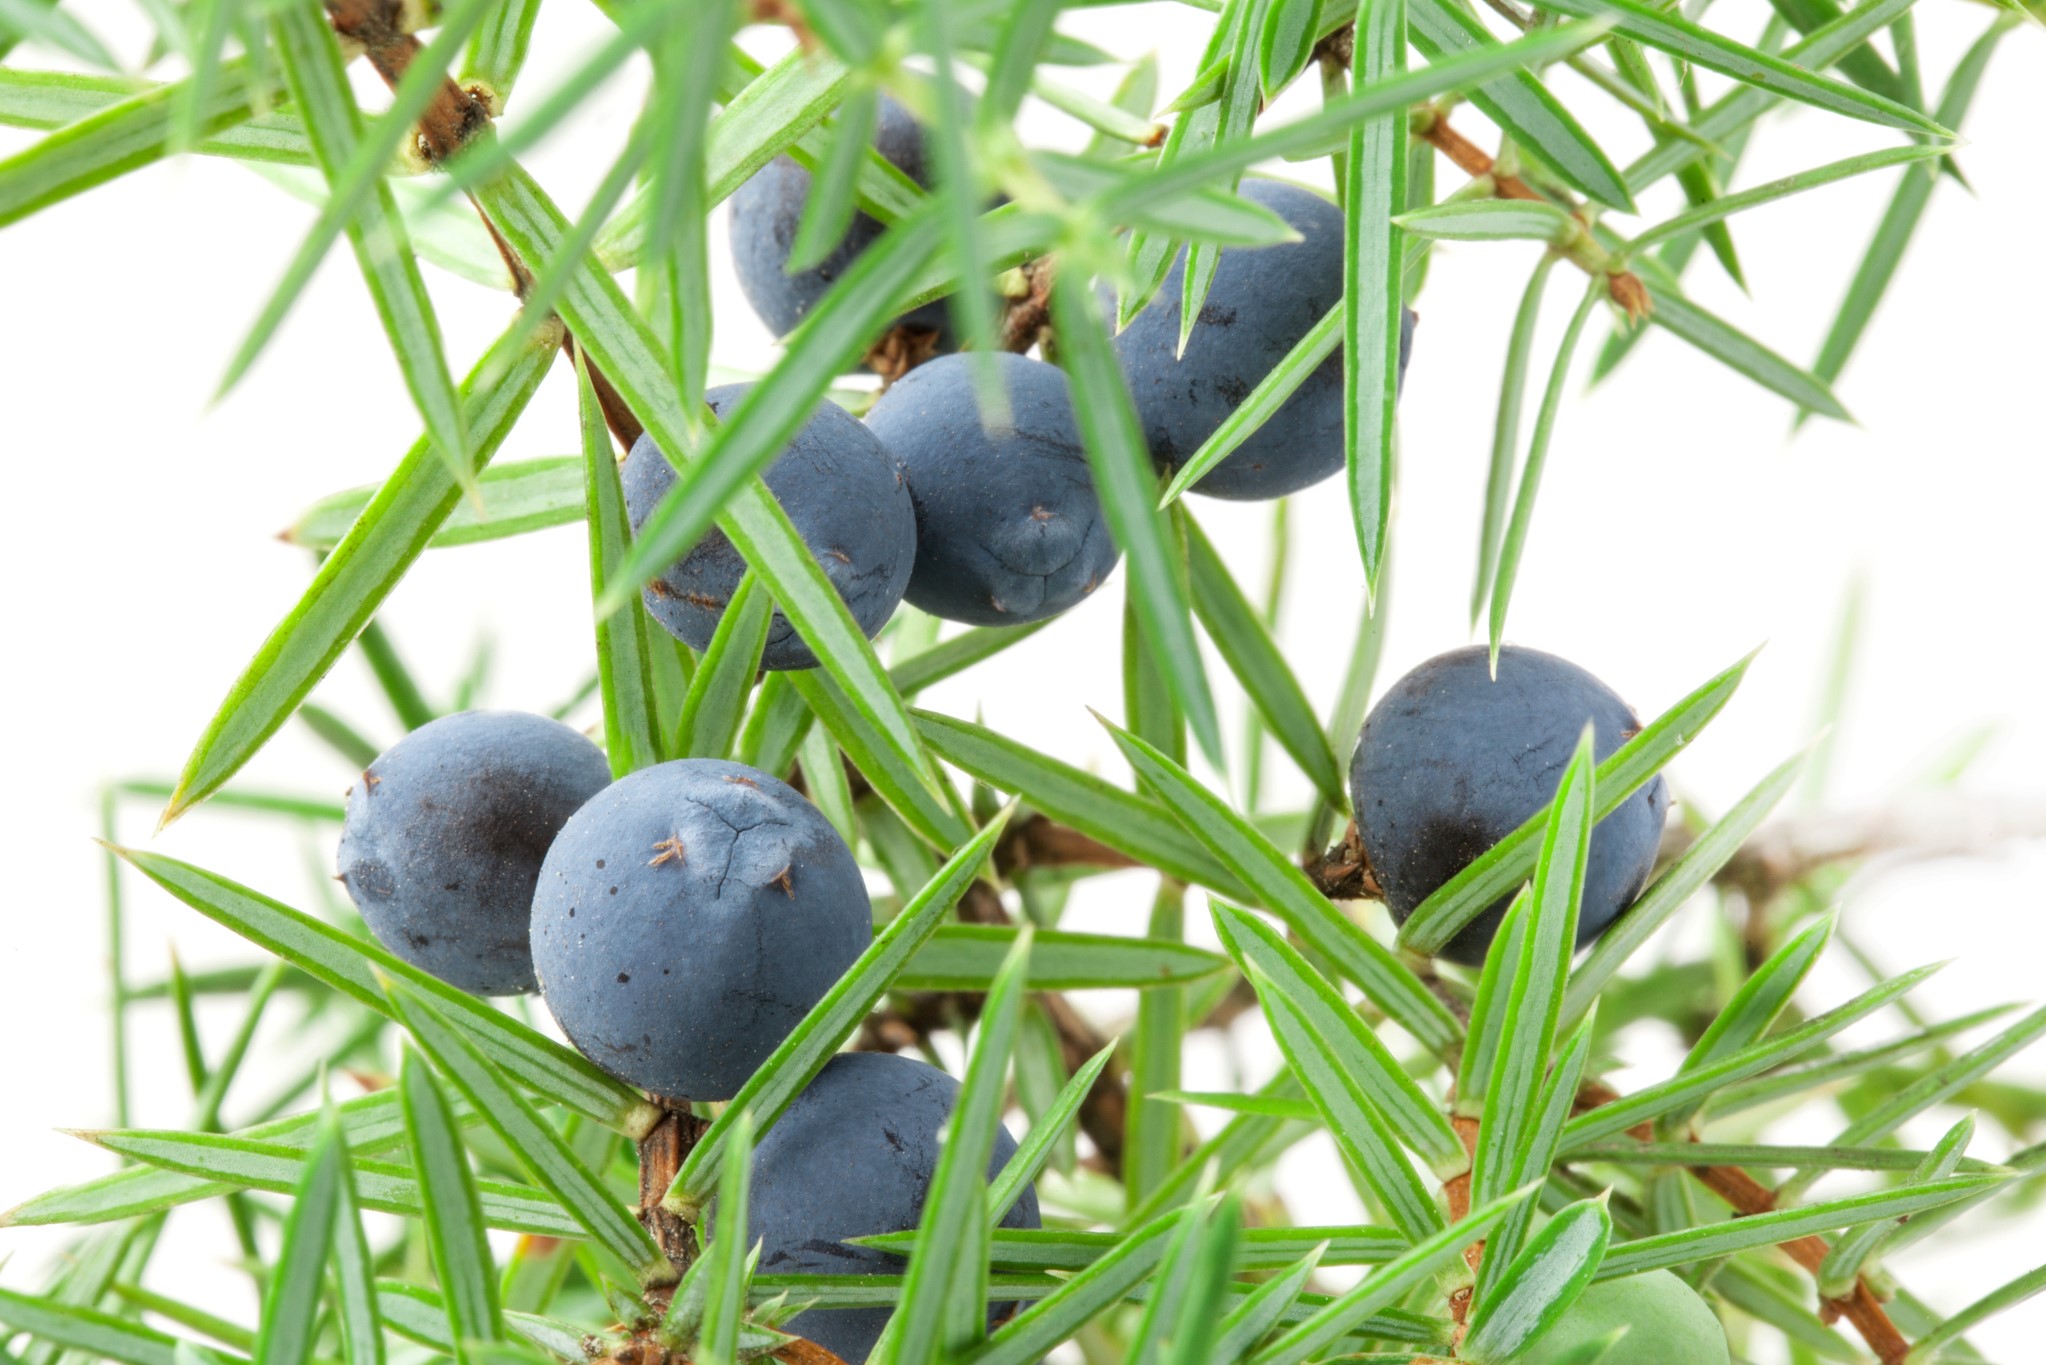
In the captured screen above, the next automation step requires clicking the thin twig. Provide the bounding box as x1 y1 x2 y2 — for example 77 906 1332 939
1576 1080 1913 1364
323 0 490 164
635 1098 709 1284
1417 115 1546 203
1665 793 2046 909
1689 1163 1912 1364
565 332 647 450
1443 1113 1483 1328
1411 108 1652 321
1038 988 1128 1174
995 813 1142 876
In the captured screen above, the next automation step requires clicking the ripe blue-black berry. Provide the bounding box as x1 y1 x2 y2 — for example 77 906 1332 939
1112 178 1417 501
728 95 953 353
337 711 611 996
742 1052 1040 1362
529 758 871 1098
864 351 1120 626
622 386 916 671
1350 644 1669 965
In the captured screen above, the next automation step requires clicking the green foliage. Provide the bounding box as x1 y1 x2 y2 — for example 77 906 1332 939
1 1 2038 1363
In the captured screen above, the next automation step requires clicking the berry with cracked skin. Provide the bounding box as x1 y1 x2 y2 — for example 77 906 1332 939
1517 1270 1730 1365
728 94 953 355
740 1051 1041 1363
1349 644 1669 966
622 385 917 671
528 758 871 1099
1111 178 1417 501
863 351 1120 626
336 710 611 997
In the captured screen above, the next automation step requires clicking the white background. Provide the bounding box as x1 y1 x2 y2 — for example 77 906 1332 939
3 0 2044 1359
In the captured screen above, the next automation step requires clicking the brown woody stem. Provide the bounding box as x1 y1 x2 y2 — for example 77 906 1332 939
1687 1164 1911 1364
323 0 491 164
564 332 647 450
996 813 1142 875
1443 1113 1483 1328
1575 1081 1913 1365
636 1097 710 1288
1418 115 1544 203
1413 108 1650 322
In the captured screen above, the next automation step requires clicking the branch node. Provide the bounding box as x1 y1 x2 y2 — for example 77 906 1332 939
997 256 1058 356
1312 22 1356 68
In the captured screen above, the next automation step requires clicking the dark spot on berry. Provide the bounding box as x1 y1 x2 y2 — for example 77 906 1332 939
345 859 397 902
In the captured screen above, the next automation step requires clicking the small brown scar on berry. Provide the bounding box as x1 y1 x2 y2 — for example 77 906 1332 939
1031 505 1053 522
722 774 759 788
771 865 794 897
990 596 1009 614
362 771 381 790
1083 576 1099 594
649 835 688 868
684 591 724 609
826 547 852 565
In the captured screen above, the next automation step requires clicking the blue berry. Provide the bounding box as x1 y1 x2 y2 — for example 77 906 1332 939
1349 645 1669 966
728 95 953 352
742 1052 1040 1362
336 711 611 996
1112 179 1417 501
529 758 871 1098
622 385 917 671
864 352 1120 626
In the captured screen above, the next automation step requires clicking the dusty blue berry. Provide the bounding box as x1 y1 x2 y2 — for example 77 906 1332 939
864 352 1120 626
743 1052 1041 1362
1112 179 1417 501
728 95 953 352
336 711 611 996
622 385 917 671
1349 645 1669 966
529 758 871 1098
